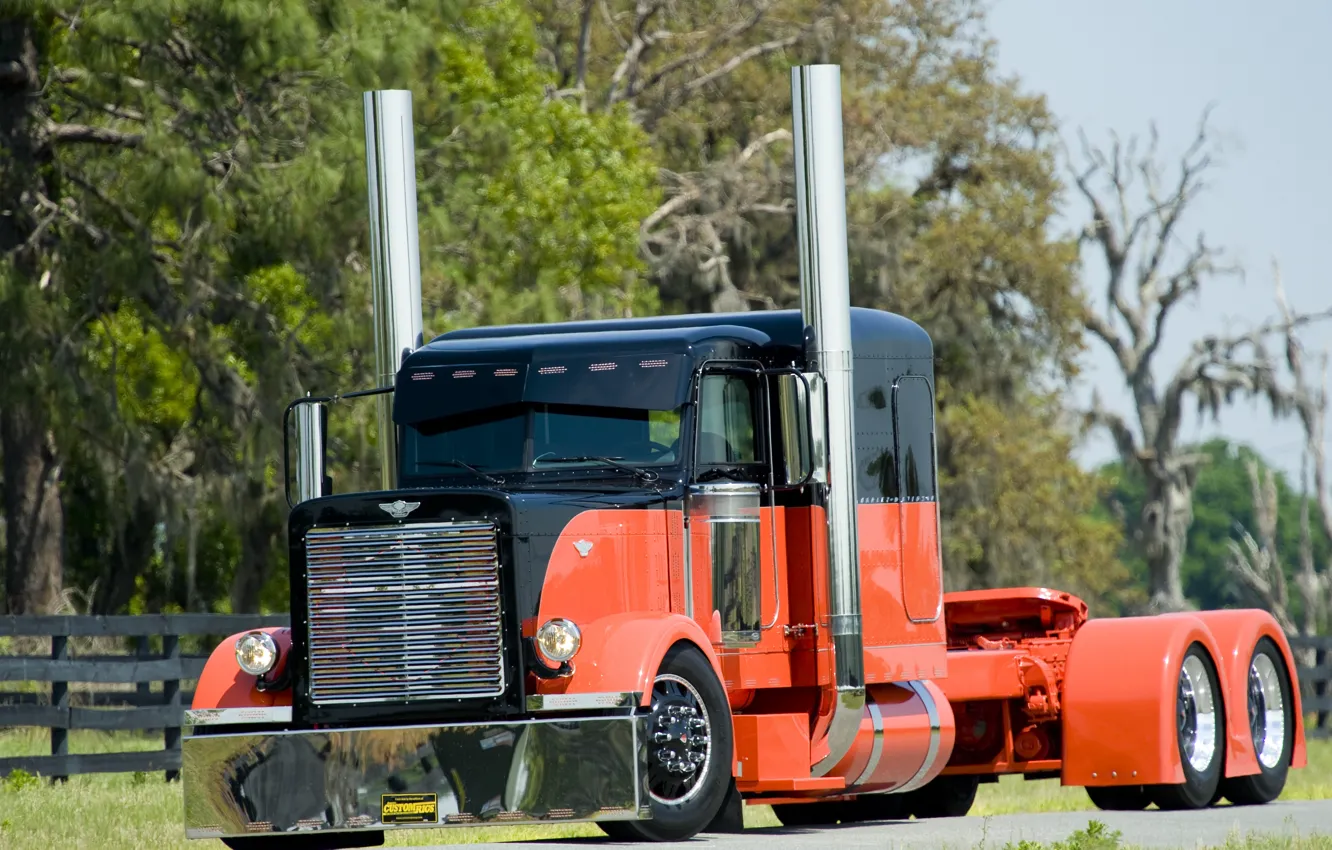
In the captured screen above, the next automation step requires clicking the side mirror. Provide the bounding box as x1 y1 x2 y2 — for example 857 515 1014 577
286 398 328 507
777 372 828 486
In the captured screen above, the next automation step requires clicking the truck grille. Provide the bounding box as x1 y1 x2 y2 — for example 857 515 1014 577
304 521 505 705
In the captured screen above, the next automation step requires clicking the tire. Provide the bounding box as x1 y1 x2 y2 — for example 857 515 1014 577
223 833 383 850
1149 643 1225 810
904 775 978 818
1085 785 1151 811
597 644 734 841
1221 637 1295 805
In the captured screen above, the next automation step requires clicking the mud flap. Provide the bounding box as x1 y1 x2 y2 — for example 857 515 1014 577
702 779 745 833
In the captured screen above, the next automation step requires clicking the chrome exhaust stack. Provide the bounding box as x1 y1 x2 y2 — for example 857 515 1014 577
791 64 865 776
363 89 425 491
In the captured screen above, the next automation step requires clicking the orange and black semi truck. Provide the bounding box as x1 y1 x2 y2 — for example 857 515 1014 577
181 65 1306 849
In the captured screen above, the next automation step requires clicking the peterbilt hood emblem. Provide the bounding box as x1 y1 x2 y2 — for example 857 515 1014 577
379 500 421 519
573 539 594 558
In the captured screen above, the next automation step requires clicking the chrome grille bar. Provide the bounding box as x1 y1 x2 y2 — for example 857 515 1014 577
305 521 506 705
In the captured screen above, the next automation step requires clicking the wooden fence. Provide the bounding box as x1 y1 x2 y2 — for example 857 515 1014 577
1 616 1331 781
0 614 286 781
1291 635 1332 738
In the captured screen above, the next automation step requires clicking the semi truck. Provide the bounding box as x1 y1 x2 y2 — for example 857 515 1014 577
181 65 1306 849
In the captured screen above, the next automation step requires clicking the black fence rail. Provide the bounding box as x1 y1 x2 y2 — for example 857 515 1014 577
1292 635 1332 738
0 614 287 781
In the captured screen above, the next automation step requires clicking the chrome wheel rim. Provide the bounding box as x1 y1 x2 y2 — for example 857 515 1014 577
1248 654 1286 769
1177 654 1218 773
647 673 712 805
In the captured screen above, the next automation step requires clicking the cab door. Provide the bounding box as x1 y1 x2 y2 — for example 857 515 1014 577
683 364 778 647
892 375 943 623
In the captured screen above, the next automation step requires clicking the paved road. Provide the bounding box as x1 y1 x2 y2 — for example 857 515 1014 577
418 800 1332 848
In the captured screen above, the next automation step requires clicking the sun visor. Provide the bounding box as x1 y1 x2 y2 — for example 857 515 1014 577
392 363 528 424
392 353 692 425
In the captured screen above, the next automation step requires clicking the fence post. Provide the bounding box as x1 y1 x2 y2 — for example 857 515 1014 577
50 633 68 784
163 633 181 782
1317 644 1329 734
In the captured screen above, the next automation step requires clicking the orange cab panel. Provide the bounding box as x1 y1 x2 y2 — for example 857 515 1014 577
857 502 947 684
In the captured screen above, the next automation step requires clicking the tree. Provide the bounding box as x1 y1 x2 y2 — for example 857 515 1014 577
1 0 659 614
940 393 1132 610
1225 270 1332 642
1073 114 1332 612
531 0 1123 595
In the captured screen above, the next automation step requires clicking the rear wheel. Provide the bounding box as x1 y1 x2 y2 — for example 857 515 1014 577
1150 644 1225 810
597 644 733 842
1221 638 1294 805
1085 785 1151 811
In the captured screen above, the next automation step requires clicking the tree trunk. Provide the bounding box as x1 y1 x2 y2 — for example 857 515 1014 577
230 481 283 613
2 12 64 615
1 401 64 614
92 497 156 614
1140 470 1193 612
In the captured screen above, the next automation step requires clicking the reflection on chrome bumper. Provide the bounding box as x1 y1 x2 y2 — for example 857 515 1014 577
183 714 649 838
185 707 293 727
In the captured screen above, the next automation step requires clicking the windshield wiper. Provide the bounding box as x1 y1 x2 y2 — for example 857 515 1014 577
532 455 660 483
415 459 505 485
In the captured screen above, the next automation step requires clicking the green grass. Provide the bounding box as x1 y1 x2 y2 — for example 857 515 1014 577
1 729 1329 850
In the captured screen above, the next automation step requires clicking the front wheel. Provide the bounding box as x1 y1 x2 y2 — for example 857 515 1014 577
1149 643 1225 810
1221 637 1294 805
598 644 734 842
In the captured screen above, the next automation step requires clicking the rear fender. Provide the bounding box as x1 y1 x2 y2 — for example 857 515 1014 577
548 612 722 707
1062 614 1227 787
192 627 292 710
1187 609 1307 772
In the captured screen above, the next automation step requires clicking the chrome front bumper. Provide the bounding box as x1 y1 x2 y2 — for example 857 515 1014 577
182 712 650 839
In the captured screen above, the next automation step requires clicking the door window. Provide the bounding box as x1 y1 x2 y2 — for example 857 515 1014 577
697 373 758 465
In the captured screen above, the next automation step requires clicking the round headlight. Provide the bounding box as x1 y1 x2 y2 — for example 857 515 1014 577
535 619 581 663
235 631 279 676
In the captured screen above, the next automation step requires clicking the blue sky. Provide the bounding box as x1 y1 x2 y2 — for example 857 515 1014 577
985 0 1331 484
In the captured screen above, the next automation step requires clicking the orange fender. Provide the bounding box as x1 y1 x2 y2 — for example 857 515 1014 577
551 612 723 708
1186 609 1307 772
192 627 292 710
1061 614 1228 787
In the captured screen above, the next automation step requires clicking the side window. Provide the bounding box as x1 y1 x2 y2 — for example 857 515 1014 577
697 373 758 465
893 377 937 501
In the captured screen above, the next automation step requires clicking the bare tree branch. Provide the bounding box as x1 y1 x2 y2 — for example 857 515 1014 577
1073 113 1332 613
1226 459 1298 635
575 0 595 101
45 121 142 147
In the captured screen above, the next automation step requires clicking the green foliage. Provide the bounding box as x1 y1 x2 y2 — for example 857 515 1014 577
1099 438 1332 613
5 0 659 613
939 389 1131 612
2 769 39 792
1005 821 1124 850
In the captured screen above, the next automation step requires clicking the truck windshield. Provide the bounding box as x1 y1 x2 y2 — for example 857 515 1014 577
403 403 683 478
